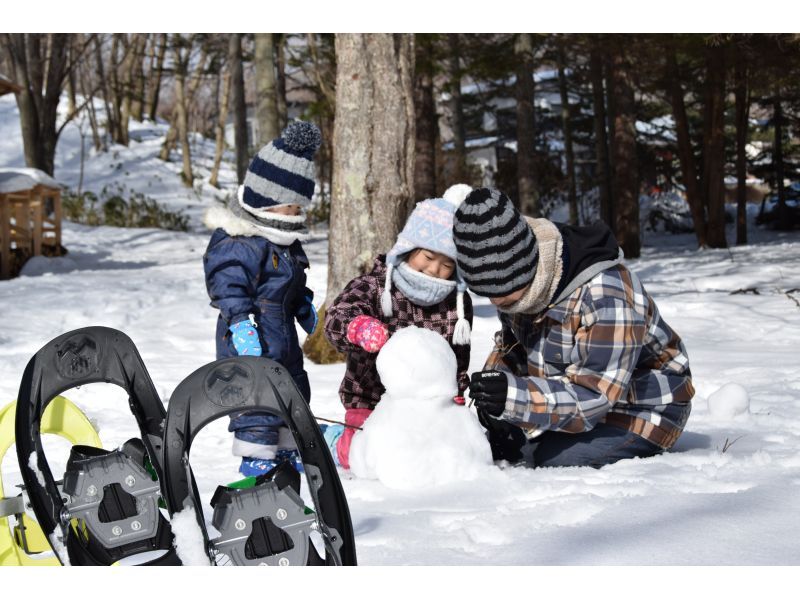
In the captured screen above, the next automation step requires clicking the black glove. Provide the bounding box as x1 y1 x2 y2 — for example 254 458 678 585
469 370 508 418
477 408 527 463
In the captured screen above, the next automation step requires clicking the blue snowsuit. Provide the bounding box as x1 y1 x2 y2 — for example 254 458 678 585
203 228 312 449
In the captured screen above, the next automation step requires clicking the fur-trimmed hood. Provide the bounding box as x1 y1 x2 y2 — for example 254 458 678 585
203 199 310 246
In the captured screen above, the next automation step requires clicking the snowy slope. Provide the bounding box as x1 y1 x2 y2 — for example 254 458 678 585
2 94 800 565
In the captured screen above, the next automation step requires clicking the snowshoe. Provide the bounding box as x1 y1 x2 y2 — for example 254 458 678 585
13 326 180 565
0 396 102 566
161 356 357 566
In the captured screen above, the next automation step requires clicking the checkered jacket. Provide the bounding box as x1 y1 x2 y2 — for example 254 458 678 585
486 264 694 449
325 256 472 410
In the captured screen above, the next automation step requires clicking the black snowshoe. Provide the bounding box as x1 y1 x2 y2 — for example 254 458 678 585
13 326 179 565
162 357 357 565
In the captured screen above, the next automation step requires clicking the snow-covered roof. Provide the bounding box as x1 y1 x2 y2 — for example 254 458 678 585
0 168 60 194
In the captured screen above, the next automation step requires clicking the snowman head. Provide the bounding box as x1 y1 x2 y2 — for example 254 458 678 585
375 326 458 401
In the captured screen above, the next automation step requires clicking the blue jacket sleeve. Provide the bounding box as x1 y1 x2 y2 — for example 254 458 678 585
204 234 262 326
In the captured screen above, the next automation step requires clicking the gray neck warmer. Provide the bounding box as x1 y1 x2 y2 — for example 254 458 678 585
226 195 309 245
392 262 456 307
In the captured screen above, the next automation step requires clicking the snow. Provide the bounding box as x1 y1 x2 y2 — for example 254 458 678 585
0 167 60 193
170 506 211 566
1 92 800 566
47 531 71 566
27 452 46 488
708 383 750 421
348 327 493 489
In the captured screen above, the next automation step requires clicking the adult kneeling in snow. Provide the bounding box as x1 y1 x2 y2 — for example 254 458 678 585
453 188 695 468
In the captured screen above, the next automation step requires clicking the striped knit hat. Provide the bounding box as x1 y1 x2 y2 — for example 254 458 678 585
240 120 321 214
452 187 538 297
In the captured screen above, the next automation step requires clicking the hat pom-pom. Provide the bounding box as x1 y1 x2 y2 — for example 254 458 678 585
442 184 473 208
282 120 322 153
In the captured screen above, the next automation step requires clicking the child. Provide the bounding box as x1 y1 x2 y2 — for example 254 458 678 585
203 120 321 477
323 185 474 469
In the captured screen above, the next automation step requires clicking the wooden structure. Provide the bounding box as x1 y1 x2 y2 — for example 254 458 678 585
0 169 63 279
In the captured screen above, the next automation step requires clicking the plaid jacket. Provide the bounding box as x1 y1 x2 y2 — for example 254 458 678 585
325 256 472 410
486 264 693 449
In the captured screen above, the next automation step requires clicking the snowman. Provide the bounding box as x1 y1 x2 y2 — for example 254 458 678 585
348 326 493 490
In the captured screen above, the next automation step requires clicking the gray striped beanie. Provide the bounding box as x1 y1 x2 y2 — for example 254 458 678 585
241 120 321 213
452 188 538 297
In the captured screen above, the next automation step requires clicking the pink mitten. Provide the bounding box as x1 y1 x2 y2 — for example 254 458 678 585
346 315 389 353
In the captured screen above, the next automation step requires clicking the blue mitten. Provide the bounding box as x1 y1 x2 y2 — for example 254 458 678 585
229 318 262 356
296 288 318 335
322 424 344 467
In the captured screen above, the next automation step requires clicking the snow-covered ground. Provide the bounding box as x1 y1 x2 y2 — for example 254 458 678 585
2 93 800 566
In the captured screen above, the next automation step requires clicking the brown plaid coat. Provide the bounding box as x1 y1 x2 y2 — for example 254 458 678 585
325 256 472 410
486 264 694 449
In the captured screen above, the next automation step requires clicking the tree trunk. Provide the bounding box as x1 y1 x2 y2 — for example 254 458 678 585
446 33 467 184
119 34 146 145
702 44 728 248
2 33 69 175
275 34 288 130
65 38 77 119
77 40 103 152
130 34 147 122
93 35 115 143
774 94 788 229
666 40 707 247
254 33 280 146
414 34 437 201
609 44 640 258
172 40 194 187
146 33 167 121
229 33 249 184
557 38 578 225
590 41 613 227
734 52 749 245
327 33 415 302
209 67 232 188
515 33 540 216
307 33 415 363
108 34 125 144
4 34 44 169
